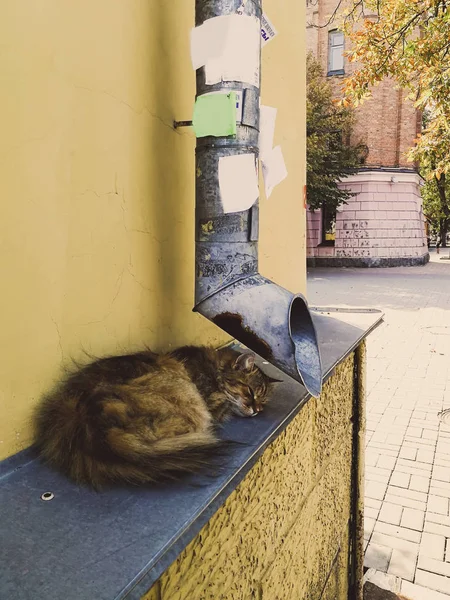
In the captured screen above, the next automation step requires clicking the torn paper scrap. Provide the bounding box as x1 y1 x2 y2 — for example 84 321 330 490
205 16 260 87
190 16 230 70
261 13 278 46
259 105 277 160
262 146 288 199
219 153 259 214
198 15 260 87
193 92 237 138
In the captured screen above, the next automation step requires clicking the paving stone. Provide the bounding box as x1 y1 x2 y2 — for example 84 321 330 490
365 506 380 520
405 437 435 449
399 446 418 461
409 475 430 493
398 457 433 472
430 485 450 499
378 502 403 526
422 429 439 441
377 455 397 470
417 555 450 578
401 580 450 600
366 451 381 467
417 449 435 464
388 548 417 581
389 471 410 489
415 569 450 595
407 427 423 438
401 508 425 532
366 481 388 501
366 470 392 484
366 497 383 510
432 466 450 483
374 521 421 543
370 442 401 453
367 465 392 477
395 463 433 479
424 520 450 538
425 512 450 528
435 455 450 468
386 435 404 447
387 486 428 503
365 543 393 572
419 532 445 560
370 531 419 555
428 495 449 515
384 493 426 511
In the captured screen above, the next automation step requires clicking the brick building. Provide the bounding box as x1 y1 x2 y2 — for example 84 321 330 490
306 0 429 267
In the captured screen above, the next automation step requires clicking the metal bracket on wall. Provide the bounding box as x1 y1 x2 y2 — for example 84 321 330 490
173 120 193 129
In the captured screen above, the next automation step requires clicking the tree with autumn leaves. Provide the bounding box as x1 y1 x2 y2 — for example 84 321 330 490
306 52 363 211
340 0 450 245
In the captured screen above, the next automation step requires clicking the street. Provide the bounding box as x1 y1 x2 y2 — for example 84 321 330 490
308 249 450 599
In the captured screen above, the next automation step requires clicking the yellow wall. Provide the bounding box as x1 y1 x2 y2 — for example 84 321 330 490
0 0 306 459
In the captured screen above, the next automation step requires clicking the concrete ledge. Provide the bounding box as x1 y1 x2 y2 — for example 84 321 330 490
0 310 383 600
307 254 430 269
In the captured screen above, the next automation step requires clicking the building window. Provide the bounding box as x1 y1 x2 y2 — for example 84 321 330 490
328 30 344 75
321 205 336 245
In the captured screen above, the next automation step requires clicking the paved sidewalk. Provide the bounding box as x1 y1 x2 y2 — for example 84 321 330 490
308 249 450 599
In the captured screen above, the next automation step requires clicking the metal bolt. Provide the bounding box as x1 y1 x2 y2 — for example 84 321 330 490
41 492 54 501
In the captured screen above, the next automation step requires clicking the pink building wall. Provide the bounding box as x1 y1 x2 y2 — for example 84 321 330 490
307 171 428 267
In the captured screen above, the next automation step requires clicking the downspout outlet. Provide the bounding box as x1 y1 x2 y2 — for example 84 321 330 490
195 274 322 398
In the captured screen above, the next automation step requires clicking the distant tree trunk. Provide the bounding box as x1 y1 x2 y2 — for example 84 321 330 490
436 175 449 248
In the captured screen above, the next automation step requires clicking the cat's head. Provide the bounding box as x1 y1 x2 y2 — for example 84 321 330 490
218 349 281 418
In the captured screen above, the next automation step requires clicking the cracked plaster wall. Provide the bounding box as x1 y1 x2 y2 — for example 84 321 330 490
0 0 306 460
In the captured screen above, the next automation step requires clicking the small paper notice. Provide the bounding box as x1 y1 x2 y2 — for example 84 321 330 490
262 146 288 199
261 13 278 46
190 16 230 70
190 15 260 88
193 92 237 138
200 90 243 123
219 153 259 214
259 105 277 160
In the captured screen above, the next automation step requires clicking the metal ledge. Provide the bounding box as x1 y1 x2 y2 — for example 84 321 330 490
0 308 382 600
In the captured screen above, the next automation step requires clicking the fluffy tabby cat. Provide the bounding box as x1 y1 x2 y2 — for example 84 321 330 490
34 345 279 488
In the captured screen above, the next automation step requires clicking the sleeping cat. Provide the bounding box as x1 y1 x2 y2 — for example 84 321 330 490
33 345 279 488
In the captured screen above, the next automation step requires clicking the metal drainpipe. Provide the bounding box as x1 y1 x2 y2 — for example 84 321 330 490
193 0 323 397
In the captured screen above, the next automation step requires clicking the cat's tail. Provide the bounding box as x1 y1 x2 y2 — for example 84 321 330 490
101 428 229 486
47 427 231 489
34 387 236 488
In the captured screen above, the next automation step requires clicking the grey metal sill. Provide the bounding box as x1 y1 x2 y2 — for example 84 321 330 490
327 69 345 77
0 308 383 600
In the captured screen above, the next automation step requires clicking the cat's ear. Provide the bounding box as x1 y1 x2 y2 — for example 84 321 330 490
233 353 255 371
268 377 283 384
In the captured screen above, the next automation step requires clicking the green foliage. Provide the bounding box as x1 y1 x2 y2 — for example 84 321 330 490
306 52 363 211
421 109 450 245
342 0 450 180
422 172 450 245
